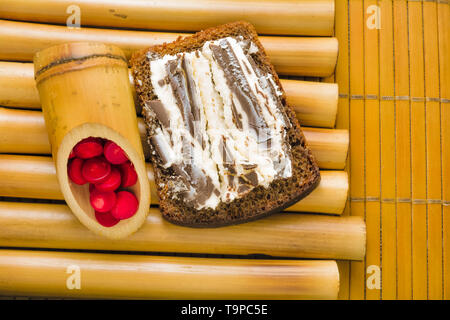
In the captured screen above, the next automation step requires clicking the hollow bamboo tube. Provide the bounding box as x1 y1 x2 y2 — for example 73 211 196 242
0 201 365 260
0 155 348 215
300 127 348 170
0 20 339 77
0 107 50 155
0 61 339 127
34 43 151 239
0 249 339 299
0 62 40 109
0 0 335 37
0 107 348 170
283 79 338 128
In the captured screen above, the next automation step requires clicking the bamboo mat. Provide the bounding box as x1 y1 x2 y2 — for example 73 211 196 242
336 0 450 300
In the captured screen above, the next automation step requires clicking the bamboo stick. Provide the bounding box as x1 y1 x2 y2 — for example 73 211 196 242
364 0 381 302
423 0 444 300
348 0 366 300
393 0 412 299
437 0 450 300
0 0 335 37
0 61 340 127
283 79 338 128
300 127 348 170
0 107 348 170
0 107 49 155
378 0 396 300
0 201 365 260
0 62 40 109
0 155 348 215
0 20 338 77
0 249 339 299
408 2 427 300
34 42 151 239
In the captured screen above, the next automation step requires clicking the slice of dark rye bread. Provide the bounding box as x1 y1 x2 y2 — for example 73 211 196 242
130 21 320 227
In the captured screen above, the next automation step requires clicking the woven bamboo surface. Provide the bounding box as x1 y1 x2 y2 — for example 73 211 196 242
336 0 450 300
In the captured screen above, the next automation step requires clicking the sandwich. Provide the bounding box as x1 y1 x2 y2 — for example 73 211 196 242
131 21 320 227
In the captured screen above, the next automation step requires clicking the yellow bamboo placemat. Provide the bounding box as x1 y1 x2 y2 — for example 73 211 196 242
336 0 450 300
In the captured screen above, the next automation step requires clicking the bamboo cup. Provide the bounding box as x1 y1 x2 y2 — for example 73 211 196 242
0 155 348 215
33 42 151 239
0 107 348 169
0 249 339 299
0 20 339 77
0 201 365 260
0 61 339 128
0 0 335 36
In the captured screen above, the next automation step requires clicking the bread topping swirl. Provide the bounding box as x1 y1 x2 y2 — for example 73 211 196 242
145 36 292 209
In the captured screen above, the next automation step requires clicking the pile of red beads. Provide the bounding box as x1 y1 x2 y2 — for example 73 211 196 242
67 137 139 227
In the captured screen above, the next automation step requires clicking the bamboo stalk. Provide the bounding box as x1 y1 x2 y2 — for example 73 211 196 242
299 127 348 170
0 155 348 215
283 79 338 127
0 107 348 170
0 19 338 77
437 0 450 300
423 0 444 300
393 0 412 299
0 61 340 128
0 107 49 155
408 2 427 300
0 249 339 299
0 0 335 37
363 0 381 302
0 201 365 260
0 62 40 109
378 0 396 300
34 42 151 239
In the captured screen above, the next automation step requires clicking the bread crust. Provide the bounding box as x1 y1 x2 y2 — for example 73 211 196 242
131 21 321 227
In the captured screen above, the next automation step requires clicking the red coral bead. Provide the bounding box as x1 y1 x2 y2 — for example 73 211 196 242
95 167 121 192
95 211 119 227
104 141 128 165
68 158 87 185
110 191 138 220
90 188 116 213
119 161 138 188
82 156 111 183
73 137 104 159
